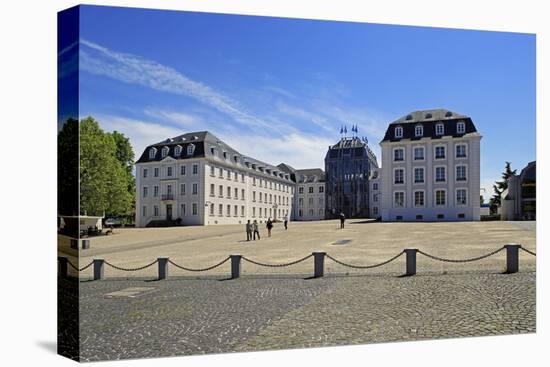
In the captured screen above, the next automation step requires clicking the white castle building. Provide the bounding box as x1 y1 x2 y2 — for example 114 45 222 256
277 164 326 221
378 109 482 221
135 132 294 227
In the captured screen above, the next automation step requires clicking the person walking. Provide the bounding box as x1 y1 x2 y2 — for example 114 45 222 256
283 214 288 230
245 220 252 241
253 219 260 240
266 218 273 237
339 212 346 229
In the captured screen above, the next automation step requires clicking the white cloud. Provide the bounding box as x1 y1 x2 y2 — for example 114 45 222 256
97 115 182 159
220 132 333 169
80 39 276 131
143 109 202 128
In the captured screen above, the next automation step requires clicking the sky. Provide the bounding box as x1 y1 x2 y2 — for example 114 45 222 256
61 5 536 201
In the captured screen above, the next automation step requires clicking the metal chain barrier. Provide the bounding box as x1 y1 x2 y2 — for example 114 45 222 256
520 247 537 256
241 254 313 268
325 251 405 269
104 259 158 272
168 256 231 272
67 260 94 272
417 247 505 263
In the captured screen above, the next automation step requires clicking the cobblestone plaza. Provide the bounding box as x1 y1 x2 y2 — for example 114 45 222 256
57 220 536 361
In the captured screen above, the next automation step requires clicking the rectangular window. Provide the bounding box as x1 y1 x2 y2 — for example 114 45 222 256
241 173 245 182
456 145 467 158
319 186 324 193
192 183 198 195
153 186 159 197
308 198 314 206
210 184 215 196
181 204 186 216
227 186 231 198
143 168 148 178
234 205 238 217
437 214 445 219
299 187 304 194
234 188 238 198
396 215 403 221
219 185 223 197
153 205 159 216
456 165 467 181
209 203 214 216
414 191 424 207
373 194 378 202
181 165 186 175
167 166 172 176
154 167 159 177
241 189 245 200
167 184 172 195
373 183 378 190
241 206 245 217
143 186 148 198
252 207 256 217
416 214 423 220
192 164 198 175
458 213 465 219
435 167 446 182
372 207 378 215
435 190 446 206
142 206 147 217
414 147 424 160
298 198 303 206
219 168 223 177
394 192 404 207
252 191 256 202
192 203 198 215
456 189 467 205
394 169 404 184
226 169 231 179
435 146 445 159
218 204 223 216
414 167 424 183
180 183 186 195
210 166 215 176
394 148 404 161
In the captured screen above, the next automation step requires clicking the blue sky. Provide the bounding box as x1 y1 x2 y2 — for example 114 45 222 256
65 5 536 201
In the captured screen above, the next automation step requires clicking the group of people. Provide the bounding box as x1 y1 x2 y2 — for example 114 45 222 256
246 215 289 241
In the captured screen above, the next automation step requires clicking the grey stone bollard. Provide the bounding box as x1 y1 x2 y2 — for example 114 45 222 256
313 252 326 278
58 256 68 278
231 255 242 279
93 258 105 280
158 257 169 280
504 244 521 273
404 249 418 276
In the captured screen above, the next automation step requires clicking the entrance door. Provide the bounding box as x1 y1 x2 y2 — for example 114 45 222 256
166 204 173 220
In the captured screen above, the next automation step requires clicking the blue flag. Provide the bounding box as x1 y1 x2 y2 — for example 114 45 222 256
344 126 347 134
340 125 343 134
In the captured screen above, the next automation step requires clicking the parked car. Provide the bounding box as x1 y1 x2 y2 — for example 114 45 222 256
105 217 124 227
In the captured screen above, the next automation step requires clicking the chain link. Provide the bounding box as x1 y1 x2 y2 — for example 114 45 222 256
104 260 158 272
67 260 94 272
418 247 505 263
520 247 536 256
241 254 313 268
168 256 231 272
325 251 405 269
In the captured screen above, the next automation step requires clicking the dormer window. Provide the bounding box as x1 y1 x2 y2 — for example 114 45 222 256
435 123 444 136
223 151 228 159
174 145 182 157
457 121 466 134
415 124 423 137
234 155 238 163
394 126 403 138
405 114 413 121
187 143 195 156
161 146 169 158
425 113 432 119
210 147 215 155
149 147 157 159
445 111 453 117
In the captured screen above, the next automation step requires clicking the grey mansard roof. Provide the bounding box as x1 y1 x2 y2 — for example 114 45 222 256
136 131 292 181
295 168 325 183
382 108 479 142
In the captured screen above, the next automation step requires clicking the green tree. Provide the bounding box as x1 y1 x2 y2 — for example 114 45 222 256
109 130 136 217
480 195 484 206
489 161 517 213
79 117 133 217
58 118 79 216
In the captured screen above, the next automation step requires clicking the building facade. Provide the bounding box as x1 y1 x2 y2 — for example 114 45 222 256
379 109 482 221
324 137 378 218
135 132 294 227
293 169 326 221
501 161 536 220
